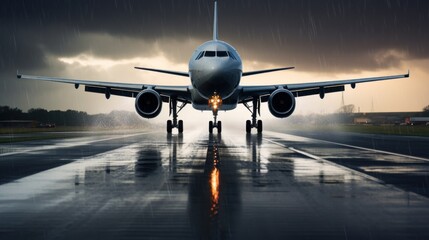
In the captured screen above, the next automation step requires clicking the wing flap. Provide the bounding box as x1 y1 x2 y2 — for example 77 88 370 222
293 85 345 97
85 86 138 98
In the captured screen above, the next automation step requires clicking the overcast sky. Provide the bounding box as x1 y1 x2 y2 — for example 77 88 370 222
1 0 428 122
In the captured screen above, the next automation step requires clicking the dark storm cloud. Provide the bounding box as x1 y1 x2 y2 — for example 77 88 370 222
1 0 429 72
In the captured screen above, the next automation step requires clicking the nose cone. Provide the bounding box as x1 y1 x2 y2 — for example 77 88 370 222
195 60 241 99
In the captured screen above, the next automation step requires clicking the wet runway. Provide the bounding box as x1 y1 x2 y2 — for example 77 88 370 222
1 128 429 239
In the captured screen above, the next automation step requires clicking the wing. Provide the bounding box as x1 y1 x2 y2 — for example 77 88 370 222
242 67 295 77
240 71 409 103
134 67 189 77
17 73 191 103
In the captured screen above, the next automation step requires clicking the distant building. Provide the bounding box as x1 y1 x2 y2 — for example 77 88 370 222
406 117 429 125
353 117 372 124
351 112 425 125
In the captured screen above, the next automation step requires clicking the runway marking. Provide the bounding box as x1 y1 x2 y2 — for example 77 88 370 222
263 137 384 184
0 131 153 158
265 131 429 163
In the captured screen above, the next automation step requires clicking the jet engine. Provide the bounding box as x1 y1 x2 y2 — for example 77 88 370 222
135 89 162 118
268 89 296 118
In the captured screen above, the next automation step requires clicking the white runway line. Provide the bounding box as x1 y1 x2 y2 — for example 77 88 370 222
263 137 384 184
265 131 429 162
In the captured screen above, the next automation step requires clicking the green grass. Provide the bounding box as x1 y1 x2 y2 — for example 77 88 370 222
0 126 148 144
339 125 429 137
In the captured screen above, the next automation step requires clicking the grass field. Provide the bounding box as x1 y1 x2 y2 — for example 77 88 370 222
0 126 148 144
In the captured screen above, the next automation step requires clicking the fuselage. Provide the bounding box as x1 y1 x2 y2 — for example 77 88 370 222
189 40 243 110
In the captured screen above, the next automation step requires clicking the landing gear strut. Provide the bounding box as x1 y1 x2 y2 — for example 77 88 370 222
209 109 222 134
244 97 263 133
167 97 186 133
208 93 222 134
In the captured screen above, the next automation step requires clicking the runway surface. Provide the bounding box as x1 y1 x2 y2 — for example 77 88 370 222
1 128 429 239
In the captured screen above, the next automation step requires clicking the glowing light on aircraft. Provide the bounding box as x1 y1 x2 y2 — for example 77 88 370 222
209 93 222 112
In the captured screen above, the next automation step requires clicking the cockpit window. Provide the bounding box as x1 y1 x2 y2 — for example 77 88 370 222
205 51 216 57
228 51 237 60
196 50 236 59
217 51 228 57
195 51 204 60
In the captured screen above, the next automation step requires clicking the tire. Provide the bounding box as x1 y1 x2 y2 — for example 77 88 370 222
257 120 263 133
246 120 251 133
167 120 172 133
217 121 222 134
209 121 213 133
178 120 183 133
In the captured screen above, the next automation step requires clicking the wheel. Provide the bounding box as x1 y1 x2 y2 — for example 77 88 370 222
217 121 222 134
167 120 172 133
209 121 213 133
257 120 263 133
246 120 251 133
178 120 183 133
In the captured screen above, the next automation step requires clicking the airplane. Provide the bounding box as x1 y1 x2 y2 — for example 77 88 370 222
17 0 409 134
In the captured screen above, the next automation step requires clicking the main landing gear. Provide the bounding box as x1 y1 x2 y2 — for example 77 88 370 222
208 93 222 134
244 97 263 133
167 97 187 133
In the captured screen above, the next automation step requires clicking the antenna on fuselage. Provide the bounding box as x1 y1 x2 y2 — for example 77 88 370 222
213 0 218 41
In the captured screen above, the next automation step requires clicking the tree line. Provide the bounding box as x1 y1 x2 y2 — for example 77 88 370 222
0 106 148 127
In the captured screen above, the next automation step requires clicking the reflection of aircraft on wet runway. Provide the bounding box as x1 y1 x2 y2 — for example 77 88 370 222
17 0 409 134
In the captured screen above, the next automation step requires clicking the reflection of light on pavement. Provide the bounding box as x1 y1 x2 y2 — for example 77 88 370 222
210 167 219 215
210 145 220 218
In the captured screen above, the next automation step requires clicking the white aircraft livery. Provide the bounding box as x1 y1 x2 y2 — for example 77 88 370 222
18 0 409 134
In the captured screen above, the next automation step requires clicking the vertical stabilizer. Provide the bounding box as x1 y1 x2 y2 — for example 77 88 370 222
213 0 218 40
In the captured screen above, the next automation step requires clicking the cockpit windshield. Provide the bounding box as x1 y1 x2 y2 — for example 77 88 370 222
195 51 237 60
205 51 216 57
217 51 228 57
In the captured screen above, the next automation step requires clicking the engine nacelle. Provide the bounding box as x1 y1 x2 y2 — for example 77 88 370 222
268 89 296 118
135 89 162 118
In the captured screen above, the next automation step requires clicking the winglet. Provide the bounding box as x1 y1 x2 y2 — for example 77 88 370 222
406 69 410 78
17 70 22 79
213 0 218 41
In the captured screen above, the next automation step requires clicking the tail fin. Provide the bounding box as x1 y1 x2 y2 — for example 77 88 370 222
213 0 218 40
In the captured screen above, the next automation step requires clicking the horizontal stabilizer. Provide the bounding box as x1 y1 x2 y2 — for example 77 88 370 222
134 67 189 77
242 67 295 77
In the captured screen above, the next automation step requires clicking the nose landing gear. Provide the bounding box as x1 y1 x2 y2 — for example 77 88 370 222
209 93 222 134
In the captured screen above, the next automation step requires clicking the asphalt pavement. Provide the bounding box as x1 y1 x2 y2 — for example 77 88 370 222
0 128 428 239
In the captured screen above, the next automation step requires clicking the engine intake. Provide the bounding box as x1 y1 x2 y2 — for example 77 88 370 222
135 89 162 118
268 89 296 118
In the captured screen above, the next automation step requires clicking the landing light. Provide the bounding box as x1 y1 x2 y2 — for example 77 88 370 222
208 93 222 111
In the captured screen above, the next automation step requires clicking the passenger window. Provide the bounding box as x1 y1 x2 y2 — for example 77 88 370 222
205 51 216 57
217 51 228 57
195 51 204 60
